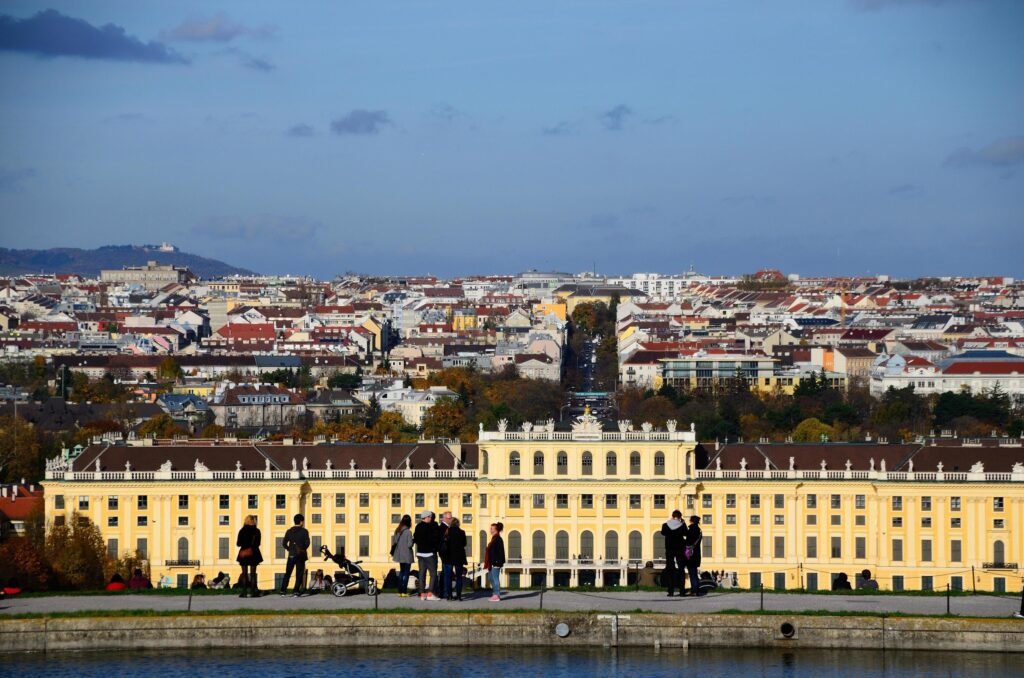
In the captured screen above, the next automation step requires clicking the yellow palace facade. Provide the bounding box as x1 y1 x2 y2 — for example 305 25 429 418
43 417 1023 592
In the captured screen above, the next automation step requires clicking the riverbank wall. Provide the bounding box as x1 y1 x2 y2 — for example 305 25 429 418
3 612 1023 654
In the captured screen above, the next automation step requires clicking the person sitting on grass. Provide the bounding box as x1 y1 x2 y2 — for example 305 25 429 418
128 568 152 590
190 573 207 590
3 577 23 596
209 572 231 589
858 569 879 590
832 572 852 591
105 573 127 592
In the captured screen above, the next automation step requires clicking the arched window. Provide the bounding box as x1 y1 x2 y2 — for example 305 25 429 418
482 451 489 475
606 452 617 475
580 530 594 559
994 540 1006 565
653 532 665 560
654 451 665 476
533 451 544 475
628 531 643 561
177 537 189 561
629 451 641 475
556 531 570 561
605 530 619 561
532 530 546 561
581 451 593 476
508 530 522 560
509 451 520 475
557 451 568 475
479 530 487 562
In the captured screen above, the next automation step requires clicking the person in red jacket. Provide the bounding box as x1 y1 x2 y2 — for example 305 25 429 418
105 573 127 591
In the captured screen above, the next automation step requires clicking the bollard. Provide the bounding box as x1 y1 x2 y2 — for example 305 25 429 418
946 584 951 615
760 582 764 612
540 580 545 611
188 586 193 612
971 566 976 595
374 589 379 610
1016 584 1024 619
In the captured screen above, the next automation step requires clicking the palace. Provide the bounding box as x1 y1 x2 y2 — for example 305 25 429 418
43 413 1023 592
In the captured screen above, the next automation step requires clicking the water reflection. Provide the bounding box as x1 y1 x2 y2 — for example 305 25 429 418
1 646 1018 678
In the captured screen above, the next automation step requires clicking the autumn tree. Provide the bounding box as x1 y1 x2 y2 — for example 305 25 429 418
0 415 42 484
157 356 182 381
45 513 109 589
137 413 186 439
421 397 466 440
792 417 836 442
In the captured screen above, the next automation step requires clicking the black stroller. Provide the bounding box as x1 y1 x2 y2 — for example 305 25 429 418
319 545 378 597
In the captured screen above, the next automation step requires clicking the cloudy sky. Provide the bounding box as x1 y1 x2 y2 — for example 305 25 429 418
1 1 1022 278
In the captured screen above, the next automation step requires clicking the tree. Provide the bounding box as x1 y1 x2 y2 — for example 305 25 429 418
137 413 185 439
792 417 836 442
327 372 361 390
45 513 109 589
365 395 382 427
0 538 49 591
0 416 42 484
421 397 466 440
200 423 225 438
371 411 414 442
157 356 182 381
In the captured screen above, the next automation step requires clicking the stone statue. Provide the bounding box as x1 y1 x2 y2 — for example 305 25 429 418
715 457 722 471
349 459 356 470
820 459 827 471
845 459 852 472
937 461 944 473
970 461 984 474
521 422 533 433
690 422 696 432
545 419 555 433
291 458 298 472
765 457 771 471
125 460 132 472
326 459 333 470
159 460 172 473
382 457 388 470
194 459 209 473
1012 462 1023 474
740 457 747 471
666 419 677 433
497 419 508 433
405 458 412 469
479 422 484 434
641 422 654 433
95 458 101 472
869 458 875 472
428 458 436 470
908 459 914 473
617 420 630 433
788 456 795 471
302 456 309 471
235 460 242 472
880 459 886 473
265 458 271 471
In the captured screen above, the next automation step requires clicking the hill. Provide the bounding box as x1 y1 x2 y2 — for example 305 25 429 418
0 245 254 278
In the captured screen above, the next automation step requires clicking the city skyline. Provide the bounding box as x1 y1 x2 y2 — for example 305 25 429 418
1 1 1023 278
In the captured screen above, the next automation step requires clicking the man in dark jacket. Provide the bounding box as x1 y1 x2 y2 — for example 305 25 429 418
436 511 453 599
413 511 441 600
660 509 688 597
280 513 310 597
684 515 703 596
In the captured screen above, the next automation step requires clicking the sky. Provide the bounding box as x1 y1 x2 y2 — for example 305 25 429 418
0 1 1022 279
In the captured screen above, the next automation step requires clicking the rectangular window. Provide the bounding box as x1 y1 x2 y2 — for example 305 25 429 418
219 537 229 560
892 517 903 528
807 572 819 591
178 516 189 527
178 495 188 510
391 514 400 524
855 515 866 526
136 537 148 558
921 496 931 511
806 514 817 525
509 494 521 509
726 514 736 525
276 538 287 558
806 536 817 559
830 514 841 526
950 496 960 511
921 539 932 562
702 494 712 509
773 515 785 525
137 516 148 527
774 572 786 591
479 494 487 509
311 493 322 508
359 535 369 558
750 494 760 509
726 494 736 508
335 535 346 554
415 493 425 508
994 519 1005 529
892 538 903 562
750 536 761 558
994 577 1006 593
335 494 346 508
439 493 449 507
108 496 118 511
335 513 345 524
921 575 933 591
702 514 712 525
533 494 545 509
391 493 402 508
275 515 285 526
773 536 785 559
606 494 618 509
359 513 369 524
855 536 866 559
774 494 784 509
581 494 593 509
806 494 817 509
219 515 229 526
463 493 472 508
750 572 762 589
359 493 369 508
107 516 118 527
248 495 258 510
312 536 322 554
556 494 568 509
629 494 641 509
219 495 229 510
994 497 1004 512
55 495 64 510
831 494 841 509
855 495 866 510
950 540 962 562
311 513 322 525
750 514 761 525
831 536 842 559
892 575 904 591
654 494 665 510
726 535 736 558
702 535 712 558
892 496 903 511
276 494 286 510
921 517 932 528
107 539 119 560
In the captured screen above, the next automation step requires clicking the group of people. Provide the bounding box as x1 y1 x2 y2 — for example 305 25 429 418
833 569 879 591
104 569 152 591
392 510 477 601
660 511 705 597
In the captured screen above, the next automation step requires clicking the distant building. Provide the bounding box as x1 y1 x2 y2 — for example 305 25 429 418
100 261 193 291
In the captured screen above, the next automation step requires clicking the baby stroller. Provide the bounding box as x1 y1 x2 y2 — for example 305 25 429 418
319 545 378 597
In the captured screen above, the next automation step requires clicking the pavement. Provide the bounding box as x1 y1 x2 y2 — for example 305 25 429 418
2 589 1022 618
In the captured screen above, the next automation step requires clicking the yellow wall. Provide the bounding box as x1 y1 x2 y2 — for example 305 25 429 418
532 303 567 321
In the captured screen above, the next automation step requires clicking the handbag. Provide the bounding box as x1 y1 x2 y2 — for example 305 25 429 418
238 547 254 559
684 546 694 559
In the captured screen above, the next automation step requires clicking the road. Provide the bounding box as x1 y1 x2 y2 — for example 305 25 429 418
3 590 1021 618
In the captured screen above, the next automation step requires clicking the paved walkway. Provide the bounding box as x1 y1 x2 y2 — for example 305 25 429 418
2 590 1021 617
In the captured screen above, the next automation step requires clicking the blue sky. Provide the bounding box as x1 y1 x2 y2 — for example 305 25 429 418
1 1 1022 278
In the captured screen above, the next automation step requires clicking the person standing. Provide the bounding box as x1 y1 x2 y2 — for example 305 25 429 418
484 522 505 602
280 513 310 597
392 514 414 597
447 517 468 601
236 514 263 598
437 511 453 599
660 509 688 597
684 515 703 596
413 510 440 600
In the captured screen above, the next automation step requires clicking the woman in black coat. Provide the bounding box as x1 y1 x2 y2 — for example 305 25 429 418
684 515 703 596
236 514 264 598
447 517 468 600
